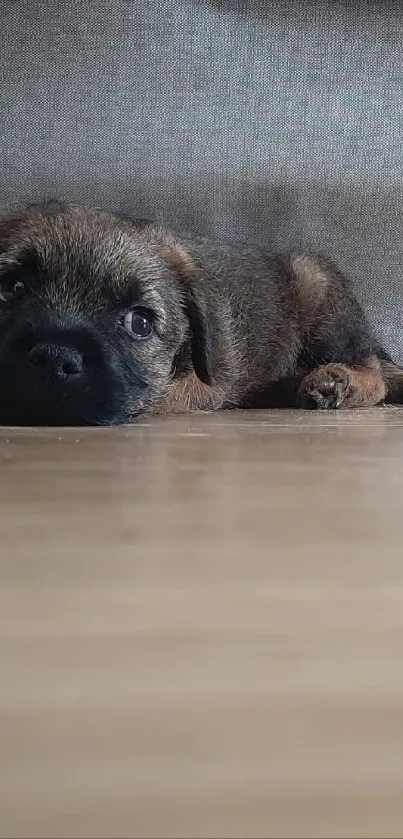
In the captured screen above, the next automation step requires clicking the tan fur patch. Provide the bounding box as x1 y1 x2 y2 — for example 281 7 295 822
290 253 329 298
146 227 195 282
162 242 195 281
338 363 387 407
290 252 330 329
153 371 225 414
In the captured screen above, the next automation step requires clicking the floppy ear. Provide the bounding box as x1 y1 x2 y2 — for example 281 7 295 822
161 239 218 385
182 283 218 385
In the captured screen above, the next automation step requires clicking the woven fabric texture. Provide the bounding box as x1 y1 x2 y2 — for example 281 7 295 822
1 0 402 358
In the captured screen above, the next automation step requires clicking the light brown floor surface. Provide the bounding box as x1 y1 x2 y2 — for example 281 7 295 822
1 407 403 838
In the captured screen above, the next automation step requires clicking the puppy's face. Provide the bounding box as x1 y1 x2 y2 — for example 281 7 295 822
0 204 212 425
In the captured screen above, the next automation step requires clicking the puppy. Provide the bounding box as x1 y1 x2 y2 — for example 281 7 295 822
0 200 398 426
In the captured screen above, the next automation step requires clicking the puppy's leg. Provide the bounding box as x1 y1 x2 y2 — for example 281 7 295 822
289 253 386 409
297 358 387 409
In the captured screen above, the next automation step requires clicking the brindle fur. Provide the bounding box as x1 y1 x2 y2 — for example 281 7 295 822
0 201 398 426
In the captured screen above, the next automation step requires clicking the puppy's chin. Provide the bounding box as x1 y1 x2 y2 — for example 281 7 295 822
0 362 136 427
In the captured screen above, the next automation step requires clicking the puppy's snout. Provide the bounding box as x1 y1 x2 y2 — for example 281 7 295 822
29 344 84 379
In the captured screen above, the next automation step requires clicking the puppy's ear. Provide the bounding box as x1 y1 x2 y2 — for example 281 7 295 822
183 283 218 385
162 240 217 385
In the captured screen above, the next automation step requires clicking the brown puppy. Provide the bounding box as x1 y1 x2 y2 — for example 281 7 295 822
0 201 397 426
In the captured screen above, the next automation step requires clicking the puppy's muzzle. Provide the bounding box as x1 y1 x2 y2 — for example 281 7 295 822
29 343 84 380
0 321 133 426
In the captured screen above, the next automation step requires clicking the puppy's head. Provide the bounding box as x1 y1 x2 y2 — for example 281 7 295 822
0 203 216 425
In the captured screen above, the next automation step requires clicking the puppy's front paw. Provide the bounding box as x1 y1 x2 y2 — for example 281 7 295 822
297 363 351 410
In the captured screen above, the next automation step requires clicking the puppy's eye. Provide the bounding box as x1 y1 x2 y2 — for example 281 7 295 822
0 279 26 303
123 308 154 339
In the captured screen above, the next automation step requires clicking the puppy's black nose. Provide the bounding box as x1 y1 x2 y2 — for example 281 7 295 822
29 344 83 378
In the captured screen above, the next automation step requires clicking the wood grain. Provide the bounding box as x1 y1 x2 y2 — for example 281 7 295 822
1 408 403 838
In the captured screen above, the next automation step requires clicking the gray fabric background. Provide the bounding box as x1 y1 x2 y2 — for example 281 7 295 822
1 0 402 359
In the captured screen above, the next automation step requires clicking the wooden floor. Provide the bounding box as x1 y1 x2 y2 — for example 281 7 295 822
1 407 403 838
